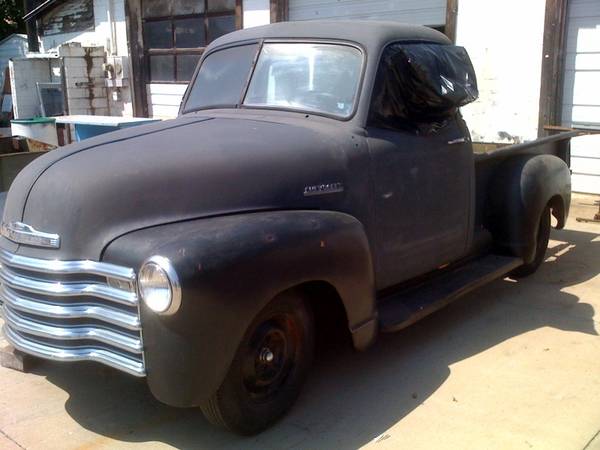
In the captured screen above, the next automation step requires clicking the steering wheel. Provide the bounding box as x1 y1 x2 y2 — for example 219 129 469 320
293 90 341 113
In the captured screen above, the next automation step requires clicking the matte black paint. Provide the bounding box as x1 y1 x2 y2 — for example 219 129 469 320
366 117 473 288
487 154 571 263
0 22 573 408
103 211 376 406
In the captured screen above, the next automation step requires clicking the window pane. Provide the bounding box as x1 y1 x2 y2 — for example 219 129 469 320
142 0 170 18
144 21 173 49
173 0 205 15
177 54 201 81
175 18 205 48
207 15 236 42
207 0 236 12
244 43 363 118
150 55 175 81
184 44 258 110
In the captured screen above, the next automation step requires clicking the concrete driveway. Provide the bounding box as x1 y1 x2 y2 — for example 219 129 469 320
1 194 599 450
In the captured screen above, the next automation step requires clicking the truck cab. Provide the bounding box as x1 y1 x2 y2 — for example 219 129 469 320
0 21 572 435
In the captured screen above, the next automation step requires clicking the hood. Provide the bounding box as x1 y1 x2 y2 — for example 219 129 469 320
1 114 354 260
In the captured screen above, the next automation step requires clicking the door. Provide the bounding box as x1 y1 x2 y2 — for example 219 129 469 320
367 124 472 289
561 0 600 194
365 42 476 290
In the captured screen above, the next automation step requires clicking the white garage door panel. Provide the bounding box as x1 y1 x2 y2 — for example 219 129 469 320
563 53 600 71
563 23 600 54
564 105 600 125
563 72 600 106
562 0 600 194
147 84 187 119
567 0 600 19
571 154 600 175
570 173 600 195
289 0 446 26
569 134 600 159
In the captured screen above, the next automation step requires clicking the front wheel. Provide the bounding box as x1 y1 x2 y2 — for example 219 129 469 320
201 291 315 435
511 206 551 278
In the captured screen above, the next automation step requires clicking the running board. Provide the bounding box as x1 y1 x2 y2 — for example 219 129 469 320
378 254 523 333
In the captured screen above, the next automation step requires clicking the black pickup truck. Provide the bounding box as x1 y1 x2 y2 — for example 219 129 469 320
0 21 575 434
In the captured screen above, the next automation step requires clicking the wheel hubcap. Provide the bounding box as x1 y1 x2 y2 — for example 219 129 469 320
259 347 275 363
242 316 299 400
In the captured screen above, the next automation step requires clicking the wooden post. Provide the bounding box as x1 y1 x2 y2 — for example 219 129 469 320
270 0 289 23
445 0 459 43
125 0 149 118
538 0 568 137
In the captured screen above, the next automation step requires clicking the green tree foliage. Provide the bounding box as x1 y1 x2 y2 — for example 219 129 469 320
0 0 26 41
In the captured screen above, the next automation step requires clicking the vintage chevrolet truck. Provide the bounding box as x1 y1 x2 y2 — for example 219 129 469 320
0 21 576 434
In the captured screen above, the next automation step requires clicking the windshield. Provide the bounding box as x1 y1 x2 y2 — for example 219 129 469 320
183 42 363 118
184 43 258 110
244 43 362 118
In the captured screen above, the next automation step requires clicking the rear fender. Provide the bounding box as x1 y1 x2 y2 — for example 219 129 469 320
487 154 571 263
103 210 376 407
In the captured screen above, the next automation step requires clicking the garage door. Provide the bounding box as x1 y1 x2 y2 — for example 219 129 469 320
561 0 600 194
289 0 446 27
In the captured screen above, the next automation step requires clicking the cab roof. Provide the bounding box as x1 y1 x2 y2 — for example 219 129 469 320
209 20 451 54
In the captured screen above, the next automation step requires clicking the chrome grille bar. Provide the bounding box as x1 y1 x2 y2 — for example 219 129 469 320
0 263 138 306
0 249 135 281
3 307 143 354
0 285 141 330
3 325 145 377
0 250 145 377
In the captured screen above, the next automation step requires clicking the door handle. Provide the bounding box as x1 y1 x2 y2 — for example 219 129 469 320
448 137 467 145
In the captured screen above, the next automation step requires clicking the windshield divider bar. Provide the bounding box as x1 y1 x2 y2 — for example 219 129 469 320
238 38 264 108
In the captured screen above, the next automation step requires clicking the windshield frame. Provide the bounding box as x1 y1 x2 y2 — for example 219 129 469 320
181 38 367 121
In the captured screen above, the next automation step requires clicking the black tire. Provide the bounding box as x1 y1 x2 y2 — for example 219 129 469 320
511 206 551 278
201 291 315 435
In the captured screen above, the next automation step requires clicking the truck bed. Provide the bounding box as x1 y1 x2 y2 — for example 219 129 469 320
473 130 578 233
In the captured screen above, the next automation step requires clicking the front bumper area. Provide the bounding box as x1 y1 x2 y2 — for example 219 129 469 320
0 249 146 377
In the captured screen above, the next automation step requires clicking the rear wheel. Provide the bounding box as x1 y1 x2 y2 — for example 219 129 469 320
511 206 551 278
201 291 315 435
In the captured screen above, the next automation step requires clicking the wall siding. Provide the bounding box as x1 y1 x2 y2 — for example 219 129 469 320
288 0 446 26
244 0 271 28
456 0 547 144
561 0 600 194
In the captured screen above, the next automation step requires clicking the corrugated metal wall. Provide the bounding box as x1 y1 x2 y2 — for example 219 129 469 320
562 0 600 194
289 0 447 26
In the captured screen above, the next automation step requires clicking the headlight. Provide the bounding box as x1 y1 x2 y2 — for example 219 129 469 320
138 256 181 315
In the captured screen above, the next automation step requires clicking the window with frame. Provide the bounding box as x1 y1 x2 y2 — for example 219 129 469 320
142 0 240 83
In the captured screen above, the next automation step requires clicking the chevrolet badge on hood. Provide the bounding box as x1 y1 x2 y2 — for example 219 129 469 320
1 221 61 249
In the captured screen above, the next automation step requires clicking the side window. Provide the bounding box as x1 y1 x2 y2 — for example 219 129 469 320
368 43 478 130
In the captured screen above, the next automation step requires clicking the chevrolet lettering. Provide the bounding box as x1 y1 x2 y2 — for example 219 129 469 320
0 222 61 249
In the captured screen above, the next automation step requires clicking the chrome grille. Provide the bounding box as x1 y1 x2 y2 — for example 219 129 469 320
0 249 145 377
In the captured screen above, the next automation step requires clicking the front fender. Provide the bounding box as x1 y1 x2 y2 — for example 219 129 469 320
487 154 571 263
103 210 376 407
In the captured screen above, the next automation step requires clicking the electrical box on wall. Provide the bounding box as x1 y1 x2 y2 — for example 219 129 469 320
103 56 129 88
